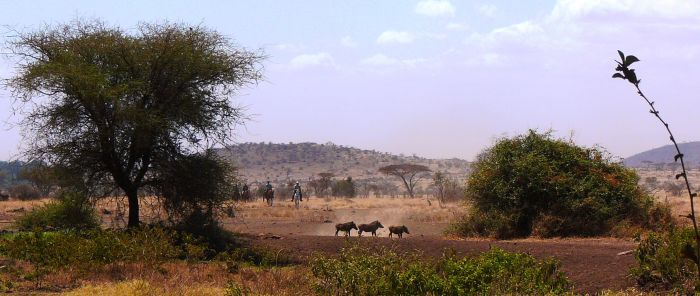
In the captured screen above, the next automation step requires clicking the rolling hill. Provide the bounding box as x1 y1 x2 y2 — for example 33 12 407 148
624 141 700 169
215 142 470 187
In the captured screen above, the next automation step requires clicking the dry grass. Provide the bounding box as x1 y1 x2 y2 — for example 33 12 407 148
0 257 312 295
62 265 313 295
235 196 464 225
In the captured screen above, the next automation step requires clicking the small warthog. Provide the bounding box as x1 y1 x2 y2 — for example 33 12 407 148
335 221 358 237
388 225 409 238
358 220 384 237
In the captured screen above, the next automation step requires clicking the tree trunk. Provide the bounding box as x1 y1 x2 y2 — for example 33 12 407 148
126 189 140 228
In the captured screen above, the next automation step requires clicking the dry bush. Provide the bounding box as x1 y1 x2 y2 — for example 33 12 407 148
63 280 223 296
8 184 41 200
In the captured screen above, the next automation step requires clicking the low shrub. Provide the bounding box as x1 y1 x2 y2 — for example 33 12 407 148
64 280 223 296
631 227 698 293
224 281 249 296
14 191 100 231
310 244 570 295
8 183 41 200
227 247 295 267
0 227 209 272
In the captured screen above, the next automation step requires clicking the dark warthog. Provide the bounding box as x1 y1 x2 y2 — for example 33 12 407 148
388 225 409 238
335 221 358 237
358 220 384 237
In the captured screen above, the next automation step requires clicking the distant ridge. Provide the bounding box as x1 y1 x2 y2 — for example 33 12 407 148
624 142 700 168
215 142 470 184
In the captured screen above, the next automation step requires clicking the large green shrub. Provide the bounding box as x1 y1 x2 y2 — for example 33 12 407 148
14 191 100 231
455 130 670 238
631 227 698 293
310 244 570 295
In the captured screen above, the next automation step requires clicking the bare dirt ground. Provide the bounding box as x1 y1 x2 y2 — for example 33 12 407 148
246 235 635 294
225 197 638 294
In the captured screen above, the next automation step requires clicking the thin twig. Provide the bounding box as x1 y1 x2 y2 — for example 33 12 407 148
613 50 700 278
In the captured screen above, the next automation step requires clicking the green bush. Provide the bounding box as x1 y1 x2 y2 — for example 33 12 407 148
454 130 671 238
310 244 570 295
224 281 250 296
227 247 295 267
8 183 41 200
0 227 210 272
631 227 698 293
14 191 100 231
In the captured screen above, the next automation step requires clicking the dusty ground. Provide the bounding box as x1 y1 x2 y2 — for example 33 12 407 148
246 235 635 294
224 197 638 294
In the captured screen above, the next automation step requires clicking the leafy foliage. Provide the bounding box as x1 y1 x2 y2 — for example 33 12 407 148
153 152 237 250
631 228 698 293
379 164 431 197
14 191 100 231
310 244 570 295
331 176 356 198
455 130 670 238
0 227 210 272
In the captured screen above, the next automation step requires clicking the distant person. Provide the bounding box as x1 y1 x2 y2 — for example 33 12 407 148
241 183 250 201
264 181 274 206
293 181 303 201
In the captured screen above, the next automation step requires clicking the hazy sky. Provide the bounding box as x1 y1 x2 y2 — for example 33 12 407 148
1 0 699 161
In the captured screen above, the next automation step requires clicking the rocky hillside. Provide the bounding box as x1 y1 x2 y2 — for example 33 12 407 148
216 142 470 186
624 142 700 169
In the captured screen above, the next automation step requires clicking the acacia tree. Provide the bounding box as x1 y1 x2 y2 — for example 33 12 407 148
432 171 448 206
309 172 333 197
7 20 263 227
379 164 430 198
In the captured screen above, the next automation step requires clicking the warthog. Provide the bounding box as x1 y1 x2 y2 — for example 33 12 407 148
388 225 410 238
358 220 384 237
335 221 358 237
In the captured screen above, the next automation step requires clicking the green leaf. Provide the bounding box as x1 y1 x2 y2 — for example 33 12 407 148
617 50 625 62
612 73 625 79
625 55 640 66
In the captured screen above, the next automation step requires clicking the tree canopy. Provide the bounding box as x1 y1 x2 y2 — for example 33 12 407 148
379 164 430 197
7 20 264 227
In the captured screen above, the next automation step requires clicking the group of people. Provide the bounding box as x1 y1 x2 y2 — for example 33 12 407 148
262 181 304 208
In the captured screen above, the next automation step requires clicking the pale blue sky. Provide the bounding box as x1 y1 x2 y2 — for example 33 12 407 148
1 0 700 160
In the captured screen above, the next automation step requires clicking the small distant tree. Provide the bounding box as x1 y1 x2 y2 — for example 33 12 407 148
433 171 448 206
309 172 334 197
379 164 431 198
663 181 684 197
433 171 465 206
643 176 659 192
9 183 41 200
443 178 465 202
332 177 356 198
19 163 59 197
356 180 372 198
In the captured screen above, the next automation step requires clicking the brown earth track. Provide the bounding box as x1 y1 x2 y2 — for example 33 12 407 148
246 234 637 294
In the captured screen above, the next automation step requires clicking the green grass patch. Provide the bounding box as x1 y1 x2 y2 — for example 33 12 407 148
631 227 699 293
310 244 570 295
14 191 99 231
